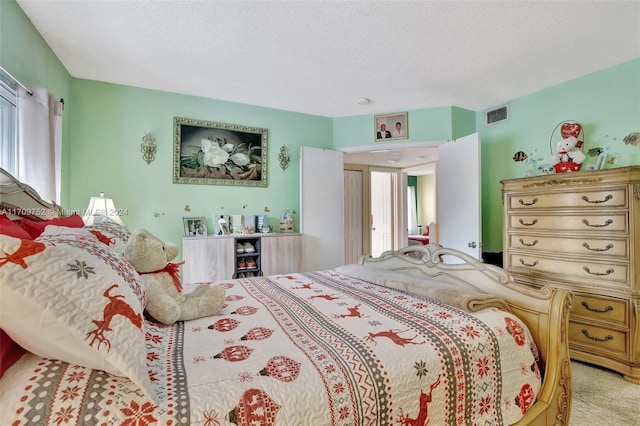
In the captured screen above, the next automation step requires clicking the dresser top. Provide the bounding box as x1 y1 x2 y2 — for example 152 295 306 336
501 166 640 189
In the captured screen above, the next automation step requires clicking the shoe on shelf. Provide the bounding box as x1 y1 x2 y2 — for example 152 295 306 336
246 258 257 269
236 243 245 254
237 258 246 270
243 242 255 253
237 273 245 278
245 272 254 277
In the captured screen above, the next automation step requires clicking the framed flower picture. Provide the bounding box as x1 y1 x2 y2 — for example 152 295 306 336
173 117 268 187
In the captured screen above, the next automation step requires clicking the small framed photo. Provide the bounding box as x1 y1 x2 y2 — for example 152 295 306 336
374 112 408 142
596 152 607 170
215 216 230 235
183 216 207 237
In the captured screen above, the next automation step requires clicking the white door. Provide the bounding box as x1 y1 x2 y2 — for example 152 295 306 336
300 146 345 271
370 170 394 257
437 133 482 259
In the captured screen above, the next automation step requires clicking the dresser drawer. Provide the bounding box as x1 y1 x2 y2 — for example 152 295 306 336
507 253 630 287
507 187 627 210
569 322 629 359
571 293 629 326
508 235 629 259
508 213 628 233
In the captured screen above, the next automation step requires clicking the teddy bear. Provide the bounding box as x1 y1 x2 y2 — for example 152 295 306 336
123 229 225 324
551 136 585 166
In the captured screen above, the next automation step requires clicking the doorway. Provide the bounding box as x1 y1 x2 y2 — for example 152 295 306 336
370 169 396 257
405 163 437 242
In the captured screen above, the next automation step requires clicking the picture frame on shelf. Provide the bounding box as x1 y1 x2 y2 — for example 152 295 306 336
374 112 408 142
183 216 207 237
215 215 230 235
173 116 268 187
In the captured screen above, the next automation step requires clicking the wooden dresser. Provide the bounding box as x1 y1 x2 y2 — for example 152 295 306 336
502 166 639 383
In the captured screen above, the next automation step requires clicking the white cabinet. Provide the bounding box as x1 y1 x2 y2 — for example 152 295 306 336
261 234 302 275
182 236 233 283
182 233 302 283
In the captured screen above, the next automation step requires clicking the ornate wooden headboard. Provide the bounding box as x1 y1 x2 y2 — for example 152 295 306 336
0 167 63 220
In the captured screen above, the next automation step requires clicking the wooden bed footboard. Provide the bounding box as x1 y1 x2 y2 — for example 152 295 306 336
361 244 574 425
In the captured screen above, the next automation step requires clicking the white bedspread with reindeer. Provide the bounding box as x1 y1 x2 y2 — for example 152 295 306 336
1 269 541 425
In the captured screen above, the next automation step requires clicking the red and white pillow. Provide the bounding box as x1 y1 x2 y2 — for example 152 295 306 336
0 233 154 400
84 221 131 254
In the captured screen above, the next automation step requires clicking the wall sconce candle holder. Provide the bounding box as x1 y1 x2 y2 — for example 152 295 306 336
141 131 157 164
279 144 291 170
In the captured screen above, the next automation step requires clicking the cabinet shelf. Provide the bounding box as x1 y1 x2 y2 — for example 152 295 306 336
234 237 261 277
236 252 260 258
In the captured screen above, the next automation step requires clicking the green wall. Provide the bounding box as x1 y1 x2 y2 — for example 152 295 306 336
0 0 72 206
332 106 476 148
68 79 332 248
4 0 639 255
479 59 640 252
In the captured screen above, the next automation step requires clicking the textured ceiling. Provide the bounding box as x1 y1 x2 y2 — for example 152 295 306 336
16 1 640 118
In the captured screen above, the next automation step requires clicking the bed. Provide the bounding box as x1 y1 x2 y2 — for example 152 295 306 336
0 168 573 425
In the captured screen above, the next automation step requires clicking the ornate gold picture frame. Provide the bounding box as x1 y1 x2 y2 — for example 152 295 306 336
173 117 268 187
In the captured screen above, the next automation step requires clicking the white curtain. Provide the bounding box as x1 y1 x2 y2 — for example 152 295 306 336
407 186 418 235
17 85 63 203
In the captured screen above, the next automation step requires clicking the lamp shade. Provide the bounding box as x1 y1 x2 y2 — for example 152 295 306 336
82 192 125 226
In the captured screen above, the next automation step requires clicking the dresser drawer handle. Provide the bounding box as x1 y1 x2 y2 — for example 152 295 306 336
518 218 538 226
581 329 614 342
581 218 613 228
581 194 613 204
519 259 538 267
583 266 614 276
582 242 614 252
519 238 538 247
518 198 538 206
581 301 613 313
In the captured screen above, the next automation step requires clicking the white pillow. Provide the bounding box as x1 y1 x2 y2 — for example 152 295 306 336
84 221 131 254
0 234 154 400
40 224 96 238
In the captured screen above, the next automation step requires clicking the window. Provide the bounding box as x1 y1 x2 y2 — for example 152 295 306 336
0 77 17 175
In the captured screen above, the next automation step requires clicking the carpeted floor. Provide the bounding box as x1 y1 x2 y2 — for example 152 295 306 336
570 360 640 425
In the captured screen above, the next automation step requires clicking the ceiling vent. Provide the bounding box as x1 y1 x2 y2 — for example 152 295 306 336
485 105 509 126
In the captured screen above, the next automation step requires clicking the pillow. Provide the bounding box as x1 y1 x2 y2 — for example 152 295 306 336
0 234 154 400
41 224 97 238
0 328 26 378
85 221 131 254
0 214 32 240
20 214 85 239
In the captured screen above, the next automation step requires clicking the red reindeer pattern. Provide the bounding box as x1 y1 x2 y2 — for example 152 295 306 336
0 239 46 268
89 229 115 246
291 282 313 290
85 284 143 352
309 294 340 301
365 329 424 346
398 375 442 426
333 304 367 319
